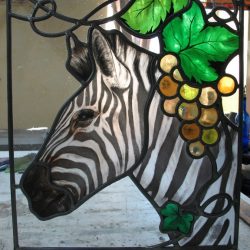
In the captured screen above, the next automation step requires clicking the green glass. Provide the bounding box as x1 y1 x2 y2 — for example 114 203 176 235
122 0 188 34
202 129 219 145
160 202 195 235
180 84 199 101
162 2 239 83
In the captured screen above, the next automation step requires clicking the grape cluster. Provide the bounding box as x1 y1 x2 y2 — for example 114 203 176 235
158 53 237 158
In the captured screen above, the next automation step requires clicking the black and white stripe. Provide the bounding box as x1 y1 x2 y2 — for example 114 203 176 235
38 28 152 202
26 27 239 246
133 93 238 246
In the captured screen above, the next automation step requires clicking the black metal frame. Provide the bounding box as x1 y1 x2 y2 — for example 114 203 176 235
5 0 247 249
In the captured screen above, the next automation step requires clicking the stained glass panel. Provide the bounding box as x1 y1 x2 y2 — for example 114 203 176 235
4 0 244 249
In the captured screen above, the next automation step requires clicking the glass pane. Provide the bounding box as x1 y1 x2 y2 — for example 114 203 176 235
181 123 200 140
201 128 219 145
163 97 179 115
178 102 199 121
199 87 218 106
159 76 178 97
160 54 178 73
188 141 205 157
180 84 199 101
173 69 183 82
199 108 218 127
217 76 236 95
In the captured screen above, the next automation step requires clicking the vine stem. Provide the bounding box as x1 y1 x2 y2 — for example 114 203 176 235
196 98 234 218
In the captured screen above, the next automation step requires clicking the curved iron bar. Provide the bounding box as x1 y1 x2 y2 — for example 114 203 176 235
31 0 57 22
206 0 239 19
29 0 74 38
81 0 134 24
29 0 132 38
9 0 79 23
207 5 239 30
10 0 133 38
209 7 238 24
10 12 30 21
200 193 233 218
28 0 79 23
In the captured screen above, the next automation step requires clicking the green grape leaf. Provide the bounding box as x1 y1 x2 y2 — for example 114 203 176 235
162 216 179 231
163 2 204 53
172 0 189 12
160 202 195 235
161 202 179 216
122 0 188 34
180 49 218 82
177 213 195 235
190 26 239 62
162 2 239 83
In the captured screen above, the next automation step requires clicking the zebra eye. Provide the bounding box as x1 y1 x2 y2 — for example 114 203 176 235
78 109 95 120
75 109 97 127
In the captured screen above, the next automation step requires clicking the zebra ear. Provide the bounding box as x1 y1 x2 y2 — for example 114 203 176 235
91 28 131 89
66 33 92 83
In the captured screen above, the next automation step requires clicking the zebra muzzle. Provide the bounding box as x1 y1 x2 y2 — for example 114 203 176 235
21 162 75 220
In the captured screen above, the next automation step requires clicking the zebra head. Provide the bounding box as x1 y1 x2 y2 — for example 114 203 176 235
21 27 155 219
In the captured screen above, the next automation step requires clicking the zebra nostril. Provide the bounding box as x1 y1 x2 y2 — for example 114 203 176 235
21 162 48 197
21 161 75 219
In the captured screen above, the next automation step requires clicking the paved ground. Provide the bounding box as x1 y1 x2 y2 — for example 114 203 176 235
0 152 250 249
1 173 171 249
0 172 249 249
